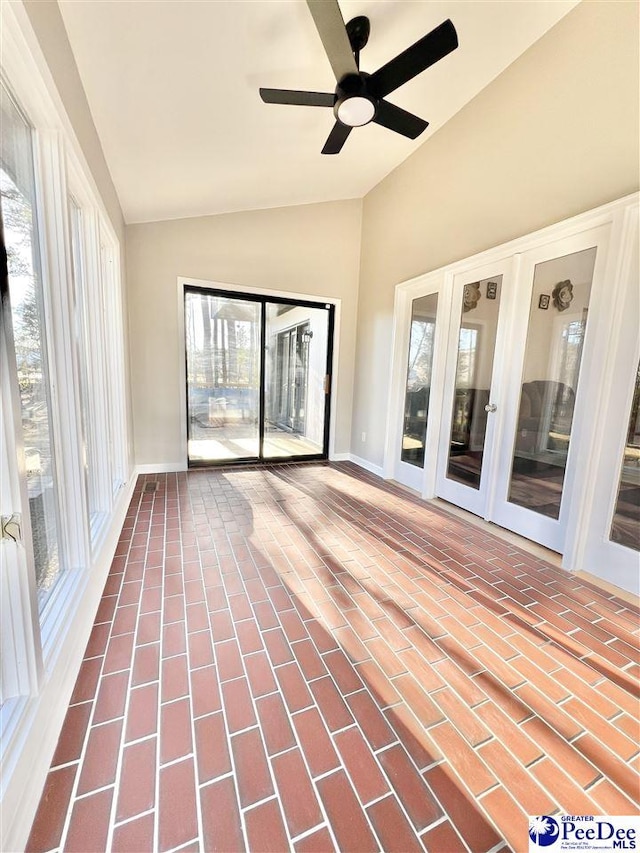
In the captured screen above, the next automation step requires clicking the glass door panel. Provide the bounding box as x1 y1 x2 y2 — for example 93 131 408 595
263 301 330 459
507 247 596 519
609 360 640 550
401 293 438 468
1 83 62 612
446 276 503 489
185 291 261 463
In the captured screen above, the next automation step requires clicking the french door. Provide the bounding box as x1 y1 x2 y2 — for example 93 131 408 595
435 228 610 553
436 258 515 517
184 287 334 465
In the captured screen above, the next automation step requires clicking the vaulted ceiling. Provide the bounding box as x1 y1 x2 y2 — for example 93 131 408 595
59 0 579 224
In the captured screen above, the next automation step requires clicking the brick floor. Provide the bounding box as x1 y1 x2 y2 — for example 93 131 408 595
26 462 640 852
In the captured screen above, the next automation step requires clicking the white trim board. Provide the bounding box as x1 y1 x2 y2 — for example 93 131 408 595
347 453 386 479
136 462 188 475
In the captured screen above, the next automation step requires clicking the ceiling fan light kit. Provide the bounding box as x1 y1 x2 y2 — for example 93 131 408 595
334 74 376 127
259 0 458 155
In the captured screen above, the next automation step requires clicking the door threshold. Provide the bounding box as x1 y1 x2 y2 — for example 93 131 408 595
428 498 639 603
573 570 639 607
188 456 328 470
429 496 563 567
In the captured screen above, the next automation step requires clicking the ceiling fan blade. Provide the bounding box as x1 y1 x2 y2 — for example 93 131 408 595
369 19 458 98
321 121 352 155
373 100 428 139
306 0 359 83
259 88 334 107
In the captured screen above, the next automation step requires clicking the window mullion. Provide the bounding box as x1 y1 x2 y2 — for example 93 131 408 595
100 237 127 491
32 130 89 588
84 210 113 516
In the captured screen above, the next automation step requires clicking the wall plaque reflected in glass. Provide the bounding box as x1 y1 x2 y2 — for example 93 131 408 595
508 247 597 518
401 293 438 467
446 276 503 489
1 83 62 610
264 302 329 458
609 361 640 551
185 291 261 462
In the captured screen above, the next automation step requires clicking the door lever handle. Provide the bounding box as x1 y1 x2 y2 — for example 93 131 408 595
484 403 497 413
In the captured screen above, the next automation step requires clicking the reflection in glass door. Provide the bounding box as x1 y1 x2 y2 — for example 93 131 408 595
609 360 640 551
446 276 503 489
401 293 438 469
185 289 333 465
507 247 596 519
264 302 330 459
185 291 261 463
436 267 510 518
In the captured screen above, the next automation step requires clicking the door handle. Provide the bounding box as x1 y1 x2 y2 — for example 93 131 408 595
484 403 497 413
1 513 22 542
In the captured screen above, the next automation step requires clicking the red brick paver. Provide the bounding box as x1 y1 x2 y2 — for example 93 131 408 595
27 463 640 852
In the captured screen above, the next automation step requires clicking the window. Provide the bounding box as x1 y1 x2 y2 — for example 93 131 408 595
0 69 129 695
1 81 63 611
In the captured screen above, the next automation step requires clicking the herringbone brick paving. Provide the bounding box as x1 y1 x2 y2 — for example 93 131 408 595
27 462 640 852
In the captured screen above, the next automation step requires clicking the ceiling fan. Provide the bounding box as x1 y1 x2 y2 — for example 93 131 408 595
259 0 458 155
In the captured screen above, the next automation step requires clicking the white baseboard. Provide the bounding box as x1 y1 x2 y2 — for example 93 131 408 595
347 453 386 479
1 472 137 853
136 457 390 482
136 462 187 474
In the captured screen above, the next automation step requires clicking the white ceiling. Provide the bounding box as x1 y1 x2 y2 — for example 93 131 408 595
59 0 579 224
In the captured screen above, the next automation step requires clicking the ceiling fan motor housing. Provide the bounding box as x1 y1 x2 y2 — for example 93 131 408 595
334 72 377 127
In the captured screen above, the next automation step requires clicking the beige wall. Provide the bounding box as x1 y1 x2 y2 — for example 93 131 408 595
354 0 640 468
127 199 362 465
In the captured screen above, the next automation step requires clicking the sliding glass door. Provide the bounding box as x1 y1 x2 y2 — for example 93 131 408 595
185 288 333 465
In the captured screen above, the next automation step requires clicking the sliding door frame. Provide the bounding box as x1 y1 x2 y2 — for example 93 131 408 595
182 282 335 468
